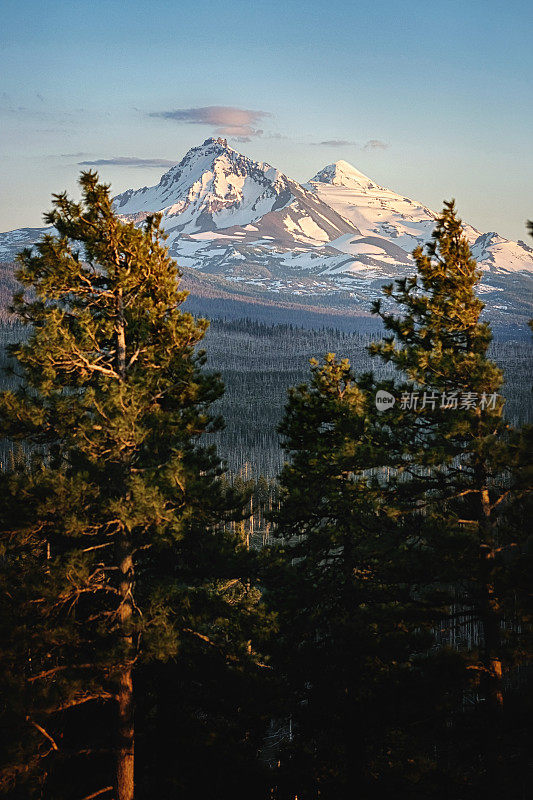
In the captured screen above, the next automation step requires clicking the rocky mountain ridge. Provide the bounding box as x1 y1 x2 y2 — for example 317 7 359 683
1 138 531 326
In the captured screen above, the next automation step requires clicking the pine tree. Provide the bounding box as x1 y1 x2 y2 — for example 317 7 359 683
0 173 265 799
265 203 531 797
264 355 464 799
370 200 532 788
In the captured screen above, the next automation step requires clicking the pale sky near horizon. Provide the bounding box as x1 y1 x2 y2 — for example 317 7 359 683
1 0 531 243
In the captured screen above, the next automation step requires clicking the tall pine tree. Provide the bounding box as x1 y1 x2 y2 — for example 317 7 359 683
266 202 531 797
0 173 265 799
370 200 532 790
264 355 464 799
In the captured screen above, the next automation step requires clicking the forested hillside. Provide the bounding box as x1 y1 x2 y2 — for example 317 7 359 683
2 318 532 475
203 318 533 474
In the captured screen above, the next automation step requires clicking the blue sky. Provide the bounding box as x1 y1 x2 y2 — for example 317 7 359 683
1 0 531 241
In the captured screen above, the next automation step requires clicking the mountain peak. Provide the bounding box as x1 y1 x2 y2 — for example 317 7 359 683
201 137 229 148
113 137 294 233
310 160 377 189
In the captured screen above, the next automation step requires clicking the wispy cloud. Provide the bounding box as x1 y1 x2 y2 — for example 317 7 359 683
310 138 389 150
46 152 91 159
363 139 389 151
311 139 357 147
149 105 271 141
78 156 179 168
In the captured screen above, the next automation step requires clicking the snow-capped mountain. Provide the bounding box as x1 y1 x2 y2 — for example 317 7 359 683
113 138 355 243
307 160 533 275
1 139 531 326
114 137 295 231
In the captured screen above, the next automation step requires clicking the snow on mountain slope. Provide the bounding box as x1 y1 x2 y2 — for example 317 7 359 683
311 160 380 191
113 138 356 245
469 231 533 271
114 138 295 232
0 143 531 325
0 227 51 261
309 162 533 275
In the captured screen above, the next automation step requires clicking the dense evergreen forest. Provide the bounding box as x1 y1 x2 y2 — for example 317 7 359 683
0 178 531 800
2 319 531 475
204 318 533 474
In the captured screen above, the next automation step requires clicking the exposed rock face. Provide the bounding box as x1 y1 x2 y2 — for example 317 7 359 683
1 140 531 325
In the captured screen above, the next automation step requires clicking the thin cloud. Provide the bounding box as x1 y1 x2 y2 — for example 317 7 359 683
149 105 271 141
312 139 357 147
48 152 91 159
363 139 389 151
78 156 179 168
310 138 389 150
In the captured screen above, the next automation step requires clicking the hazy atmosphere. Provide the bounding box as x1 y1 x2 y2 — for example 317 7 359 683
1 0 532 242
1 3 531 799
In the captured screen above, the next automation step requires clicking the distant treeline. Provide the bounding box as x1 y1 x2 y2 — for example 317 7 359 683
202 317 533 475
1 317 532 476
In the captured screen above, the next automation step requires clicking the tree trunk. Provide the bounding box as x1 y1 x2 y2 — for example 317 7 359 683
117 664 134 800
115 286 126 380
470 456 504 795
477 483 503 712
116 536 134 800
115 289 134 799
479 548 504 712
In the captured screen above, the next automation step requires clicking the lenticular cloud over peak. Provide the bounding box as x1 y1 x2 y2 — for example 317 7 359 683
149 105 270 140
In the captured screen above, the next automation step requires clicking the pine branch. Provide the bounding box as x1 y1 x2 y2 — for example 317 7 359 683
43 691 116 714
78 787 114 800
26 718 59 751
28 663 101 682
